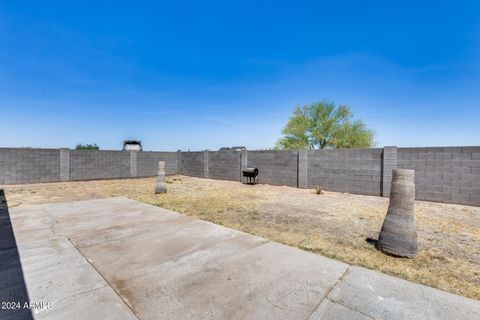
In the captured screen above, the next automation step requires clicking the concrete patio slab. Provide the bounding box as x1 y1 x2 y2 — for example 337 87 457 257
0 214 137 319
37 286 136 320
325 266 480 320
1 197 479 320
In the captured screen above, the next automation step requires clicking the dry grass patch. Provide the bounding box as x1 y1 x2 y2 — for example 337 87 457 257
2 175 479 300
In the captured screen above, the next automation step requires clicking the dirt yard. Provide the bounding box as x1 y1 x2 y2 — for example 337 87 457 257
2 175 479 300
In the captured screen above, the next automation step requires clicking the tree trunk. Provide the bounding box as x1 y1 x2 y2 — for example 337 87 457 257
378 169 418 258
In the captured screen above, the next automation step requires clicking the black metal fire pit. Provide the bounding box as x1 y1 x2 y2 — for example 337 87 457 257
242 167 259 184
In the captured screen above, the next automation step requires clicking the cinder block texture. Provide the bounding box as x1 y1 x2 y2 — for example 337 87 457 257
241 149 248 171
203 150 209 178
130 151 137 178
136 152 178 177
0 148 60 184
60 148 70 182
297 149 308 188
69 150 131 181
179 152 204 177
208 151 241 181
307 148 383 196
1 146 479 207
382 146 398 197
247 150 298 186
398 147 480 206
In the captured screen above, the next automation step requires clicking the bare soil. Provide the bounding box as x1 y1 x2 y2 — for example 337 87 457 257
2 175 479 300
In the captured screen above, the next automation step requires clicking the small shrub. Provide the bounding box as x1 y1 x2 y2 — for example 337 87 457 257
315 185 323 195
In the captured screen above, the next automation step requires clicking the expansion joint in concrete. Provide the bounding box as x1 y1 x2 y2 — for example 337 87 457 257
45 213 141 320
307 265 353 319
324 296 376 320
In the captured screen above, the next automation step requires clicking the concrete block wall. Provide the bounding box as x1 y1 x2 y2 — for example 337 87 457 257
136 151 179 177
397 147 480 206
297 150 308 188
1 146 479 206
0 148 60 184
247 150 299 187
69 150 131 181
382 147 397 197
179 151 204 178
207 151 241 181
0 148 179 184
173 147 480 206
130 151 137 177
60 148 70 181
307 148 383 196
203 151 209 179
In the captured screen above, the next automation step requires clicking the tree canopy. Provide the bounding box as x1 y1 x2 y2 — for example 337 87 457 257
75 143 99 150
276 101 374 149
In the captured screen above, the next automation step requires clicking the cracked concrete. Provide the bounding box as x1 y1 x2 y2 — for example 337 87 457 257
1 197 479 319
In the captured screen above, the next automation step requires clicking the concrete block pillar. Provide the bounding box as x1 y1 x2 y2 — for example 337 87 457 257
297 149 308 188
240 149 248 182
177 150 182 174
241 150 248 170
130 151 137 178
382 146 398 197
59 148 70 182
203 150 209 179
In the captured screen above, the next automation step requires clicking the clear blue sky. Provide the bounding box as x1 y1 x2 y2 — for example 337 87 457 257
1 1 479 151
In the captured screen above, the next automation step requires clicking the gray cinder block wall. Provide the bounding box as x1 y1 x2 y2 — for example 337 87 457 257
179 151 204 178
382 147 397 197
207 151 241 181
0 148 61 184
307 148 383 196
59 148 70 182
1 146 479 206
397 147 480 206
136 151 179 177
247 150 299 186
297 149 308 188
69 150 131 181
179 147 479 206
0 148 179 184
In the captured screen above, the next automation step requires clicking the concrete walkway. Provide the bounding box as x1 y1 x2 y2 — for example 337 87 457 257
1 197 479 320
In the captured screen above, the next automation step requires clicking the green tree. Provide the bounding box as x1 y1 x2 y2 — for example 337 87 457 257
75 143 99 150
276 101 374 149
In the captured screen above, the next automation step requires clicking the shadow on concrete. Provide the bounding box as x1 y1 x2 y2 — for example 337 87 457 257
0 189 34 320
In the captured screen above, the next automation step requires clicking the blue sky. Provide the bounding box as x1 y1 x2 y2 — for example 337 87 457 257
1 1 479 151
